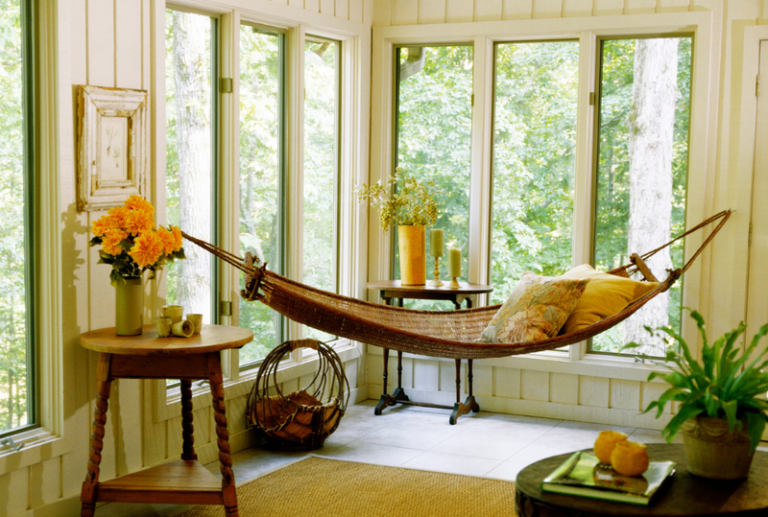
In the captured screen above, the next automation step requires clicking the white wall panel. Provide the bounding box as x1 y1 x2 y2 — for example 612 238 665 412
521 370 549 401
625 0 657 14
532 0 563 18
86 0 114 86
503 0 533 19
115 0 142 89
446 0 474 23
578 376 609 407
563 0 592 17
320 0 335 15
413 358 440 391
392 0 420 25
350 0 365 23
610 379 642 411
473 364 493 396
419 0 446 24
475 0 503 21
0 467 28 516
493 366 521 398
592 0 624 16
28 457 62 509
658 0 691 12
306 0 321 13
550 372 578 405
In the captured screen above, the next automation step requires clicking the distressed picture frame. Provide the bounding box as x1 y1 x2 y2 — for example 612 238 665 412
76 85 148 212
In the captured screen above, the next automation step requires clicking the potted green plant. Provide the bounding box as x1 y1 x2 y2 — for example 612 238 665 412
625 309 768 479
357 169 439 286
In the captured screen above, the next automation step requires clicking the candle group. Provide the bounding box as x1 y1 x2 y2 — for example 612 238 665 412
447 248 461 278
430 228 444 257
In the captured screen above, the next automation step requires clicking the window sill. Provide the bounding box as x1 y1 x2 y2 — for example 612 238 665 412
0 428 73 474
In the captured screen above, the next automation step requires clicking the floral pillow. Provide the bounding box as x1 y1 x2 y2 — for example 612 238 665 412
478 272 589 344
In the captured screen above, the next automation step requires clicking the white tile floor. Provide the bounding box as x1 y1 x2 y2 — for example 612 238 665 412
97 400 768 517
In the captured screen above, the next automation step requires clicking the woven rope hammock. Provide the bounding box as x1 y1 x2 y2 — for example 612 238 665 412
183 210 731 360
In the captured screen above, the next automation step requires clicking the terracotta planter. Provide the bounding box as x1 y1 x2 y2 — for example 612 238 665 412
681 416 755 479
115 277 143 336
398 225 426 286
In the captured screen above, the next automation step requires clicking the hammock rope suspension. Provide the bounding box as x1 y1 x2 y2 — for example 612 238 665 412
182 210 731 360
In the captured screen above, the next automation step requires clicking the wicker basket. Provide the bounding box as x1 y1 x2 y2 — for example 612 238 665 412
247 338 349 451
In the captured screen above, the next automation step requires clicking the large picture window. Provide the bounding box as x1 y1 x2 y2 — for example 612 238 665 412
0 0 33 435
592 36 692 357
165 9 217 325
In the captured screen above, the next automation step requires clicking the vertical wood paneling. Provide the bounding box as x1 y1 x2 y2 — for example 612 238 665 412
350 0 365 23
579 376 610 407
419 0 447 23
343 358 359 389
392 0 419 25
0 467 29 515
475 0 503 21
305 0 321 13
227 396 250 435
473 364 493 396
28 457 61 509
502 0 533 19
86 0 115 86
592 0 624 16
532 0 563 18
320 0 335 15
521 370 549 401
563 0 593 17
439 361 458 393
550 372 578 404
336 0 350 20
115 0 142 89
116 379 143 476
625 0 657 14
493 367 521 398
642 382 671 413
142 384 167 466
609 379 641 411
447 0 474 22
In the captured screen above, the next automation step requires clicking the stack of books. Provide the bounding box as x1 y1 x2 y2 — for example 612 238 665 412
541 450 676 505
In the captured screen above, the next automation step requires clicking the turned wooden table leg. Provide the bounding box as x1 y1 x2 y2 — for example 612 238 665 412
208 353 239 517
81 353 112 517
180 379 198 461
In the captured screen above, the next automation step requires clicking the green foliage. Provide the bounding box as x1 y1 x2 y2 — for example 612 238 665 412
357 169 440 231
624 309 768 451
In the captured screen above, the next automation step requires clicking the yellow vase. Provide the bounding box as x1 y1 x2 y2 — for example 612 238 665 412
116 277 143 336
398 225 426 286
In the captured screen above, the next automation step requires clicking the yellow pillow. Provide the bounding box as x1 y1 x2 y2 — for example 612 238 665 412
559 264 659 334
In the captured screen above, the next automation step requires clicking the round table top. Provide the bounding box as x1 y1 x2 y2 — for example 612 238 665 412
515 444 768 516
80 324 254 355
367 280 493 295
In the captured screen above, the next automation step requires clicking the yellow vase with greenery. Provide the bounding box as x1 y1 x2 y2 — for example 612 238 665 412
357 169 439 286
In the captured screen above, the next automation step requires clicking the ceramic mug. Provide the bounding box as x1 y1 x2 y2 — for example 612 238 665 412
155 316 173 337
163 305 184 324
187 313 203 334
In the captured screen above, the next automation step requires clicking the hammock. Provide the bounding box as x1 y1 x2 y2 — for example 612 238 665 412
183 210 731 360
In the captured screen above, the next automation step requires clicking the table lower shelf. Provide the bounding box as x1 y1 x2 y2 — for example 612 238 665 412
96 459 225 505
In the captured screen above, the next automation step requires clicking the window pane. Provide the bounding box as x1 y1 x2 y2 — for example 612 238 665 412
490 41 579 305
395 45 473 310
592 37 692 356
165 10 214 323
303 38 339 341
0 0 31 434
238 27 284 364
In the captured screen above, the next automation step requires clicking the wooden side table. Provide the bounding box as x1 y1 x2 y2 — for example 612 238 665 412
515 444 768 516
366 280 493 424
79 324 253 517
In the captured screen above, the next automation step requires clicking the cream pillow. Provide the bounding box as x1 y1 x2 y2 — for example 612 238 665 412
478 272 589 344
559 264 659 334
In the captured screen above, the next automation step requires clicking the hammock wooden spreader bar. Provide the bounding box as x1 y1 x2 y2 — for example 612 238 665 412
183 210 731 360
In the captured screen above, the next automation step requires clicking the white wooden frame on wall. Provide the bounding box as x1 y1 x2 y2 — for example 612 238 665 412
76 85 148 211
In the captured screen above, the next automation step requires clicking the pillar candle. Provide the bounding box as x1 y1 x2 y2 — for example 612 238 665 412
430 229 444 258
448 248 461 278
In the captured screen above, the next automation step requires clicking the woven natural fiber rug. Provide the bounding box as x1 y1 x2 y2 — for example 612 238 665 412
177 456 517 517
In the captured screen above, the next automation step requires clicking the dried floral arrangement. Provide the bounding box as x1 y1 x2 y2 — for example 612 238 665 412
356 169 440 231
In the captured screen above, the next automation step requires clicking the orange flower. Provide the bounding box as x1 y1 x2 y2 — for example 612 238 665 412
128 230 164 268
124 195 154 215
107 206 128 229
91 215 114 237
124 208 154 236
170 225 183 252
156 227 177 255
102 229 128 256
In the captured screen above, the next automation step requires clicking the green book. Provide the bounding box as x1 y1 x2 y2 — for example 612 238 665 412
541 450 676 506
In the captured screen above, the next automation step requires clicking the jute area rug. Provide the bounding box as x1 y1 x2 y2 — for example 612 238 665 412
178 456 518 517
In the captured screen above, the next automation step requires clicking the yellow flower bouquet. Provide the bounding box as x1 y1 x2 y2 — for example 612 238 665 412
89 195 185 286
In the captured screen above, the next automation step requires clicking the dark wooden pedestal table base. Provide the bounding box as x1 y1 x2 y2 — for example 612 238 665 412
367 281 492 425
515 443 768 517
79 324 254 517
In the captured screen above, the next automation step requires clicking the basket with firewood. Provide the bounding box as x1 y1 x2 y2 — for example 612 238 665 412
247 338 349 451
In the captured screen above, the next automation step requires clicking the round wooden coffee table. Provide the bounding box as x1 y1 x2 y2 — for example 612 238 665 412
515 444 768 516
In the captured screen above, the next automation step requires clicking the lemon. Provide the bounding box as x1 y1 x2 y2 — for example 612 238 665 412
593 430 628 465
611 440 650 477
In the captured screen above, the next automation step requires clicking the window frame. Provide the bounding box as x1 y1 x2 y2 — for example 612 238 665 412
369 12 716 379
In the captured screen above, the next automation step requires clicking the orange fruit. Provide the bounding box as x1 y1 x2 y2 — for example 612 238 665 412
611 440 650 477
593 430 628 465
